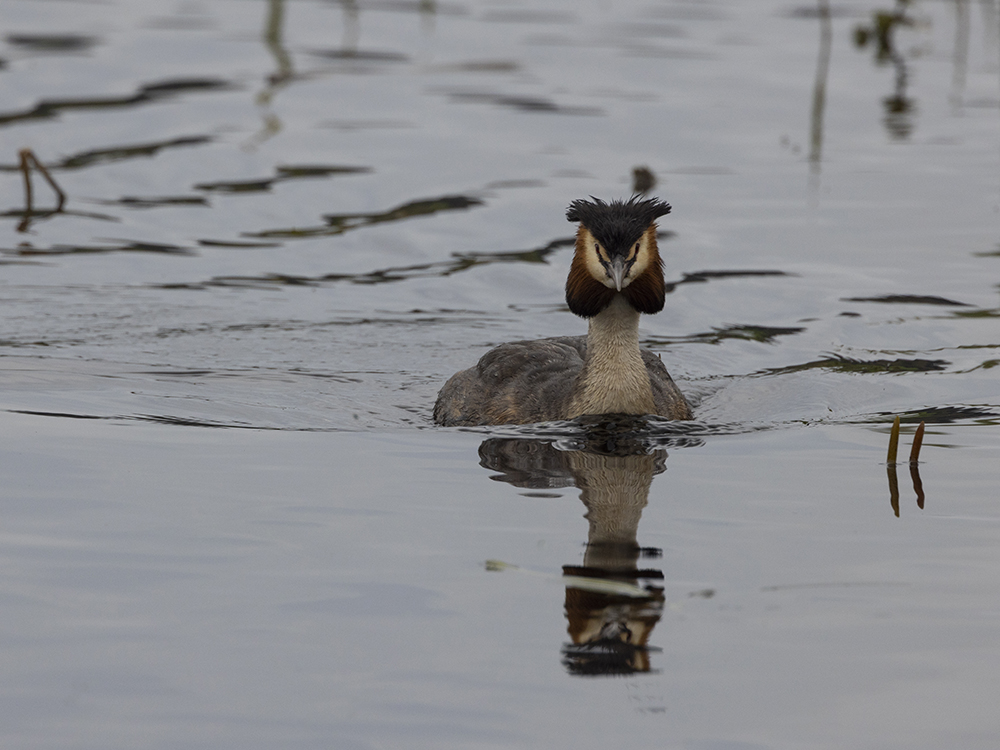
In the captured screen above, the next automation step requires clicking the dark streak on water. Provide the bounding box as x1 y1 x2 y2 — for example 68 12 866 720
0 77 231 126
157 236 572 289
843 294 973 306
5 33 101 52
195 165 371 193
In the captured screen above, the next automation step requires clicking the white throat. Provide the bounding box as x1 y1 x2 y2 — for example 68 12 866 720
567 295 655 417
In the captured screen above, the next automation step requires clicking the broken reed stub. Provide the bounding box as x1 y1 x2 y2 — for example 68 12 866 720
909 421 925 464
887 415 901 465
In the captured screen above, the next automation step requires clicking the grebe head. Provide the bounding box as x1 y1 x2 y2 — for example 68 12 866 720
565 196 670 318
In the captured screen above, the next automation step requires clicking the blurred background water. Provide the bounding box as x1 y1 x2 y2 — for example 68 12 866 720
1 0 999 748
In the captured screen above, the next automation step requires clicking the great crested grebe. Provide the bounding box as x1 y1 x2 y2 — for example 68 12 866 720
433 196 692 426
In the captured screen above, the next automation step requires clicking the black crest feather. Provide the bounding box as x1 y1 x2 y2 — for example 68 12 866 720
566 196 671 255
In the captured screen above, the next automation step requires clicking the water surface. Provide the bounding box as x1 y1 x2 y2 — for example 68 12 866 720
1 0 999 747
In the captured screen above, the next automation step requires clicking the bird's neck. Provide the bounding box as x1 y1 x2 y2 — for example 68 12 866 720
567 295 655 418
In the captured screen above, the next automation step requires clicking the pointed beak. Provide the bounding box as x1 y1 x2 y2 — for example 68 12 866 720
608 256 627 291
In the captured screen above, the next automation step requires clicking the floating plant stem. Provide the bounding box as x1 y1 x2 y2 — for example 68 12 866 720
19 150 33 215
19 148 66 210
17 148 66 231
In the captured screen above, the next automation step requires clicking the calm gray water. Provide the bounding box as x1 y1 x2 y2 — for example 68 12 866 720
1 0 999 747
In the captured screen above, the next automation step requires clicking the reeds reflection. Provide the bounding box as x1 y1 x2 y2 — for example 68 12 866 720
249 0 295 150
887 458 926 516
809 0 832 180
854 0 918 139
480 426 681 677
886 418 928 517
